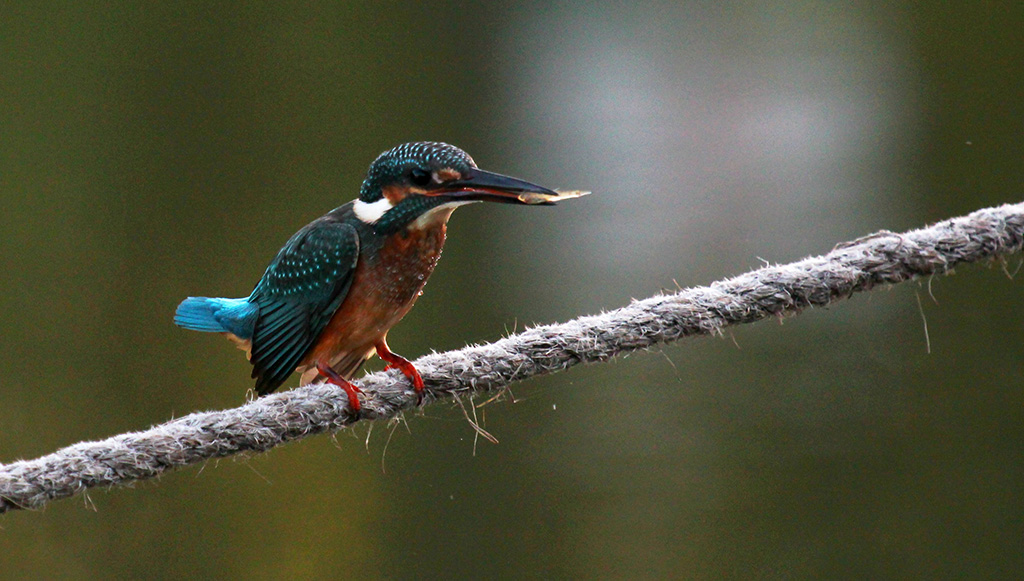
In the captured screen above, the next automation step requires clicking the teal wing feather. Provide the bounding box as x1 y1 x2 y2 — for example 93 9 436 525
249 220 360 395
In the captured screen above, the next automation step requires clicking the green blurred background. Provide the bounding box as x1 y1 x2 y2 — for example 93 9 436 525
2 2 1023 578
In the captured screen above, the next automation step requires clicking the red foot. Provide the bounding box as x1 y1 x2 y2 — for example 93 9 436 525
317 362 363 415
375 339 424 404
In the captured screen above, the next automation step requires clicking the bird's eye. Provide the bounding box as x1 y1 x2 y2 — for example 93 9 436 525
409 168 432 187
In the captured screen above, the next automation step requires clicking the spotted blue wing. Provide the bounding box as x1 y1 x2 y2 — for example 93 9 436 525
249 220 360 394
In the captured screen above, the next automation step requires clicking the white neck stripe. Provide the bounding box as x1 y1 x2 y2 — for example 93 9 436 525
353 198 394 224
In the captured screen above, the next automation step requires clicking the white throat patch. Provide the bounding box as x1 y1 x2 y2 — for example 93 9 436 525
410 200 476 230
353 198 395 224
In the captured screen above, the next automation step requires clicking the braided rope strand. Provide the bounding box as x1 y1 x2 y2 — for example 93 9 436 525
1 201 1022 513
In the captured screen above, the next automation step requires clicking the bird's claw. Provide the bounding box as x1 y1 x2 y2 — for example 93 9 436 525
317 362 363 419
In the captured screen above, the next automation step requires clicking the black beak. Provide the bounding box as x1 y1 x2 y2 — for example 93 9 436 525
432 168 583 205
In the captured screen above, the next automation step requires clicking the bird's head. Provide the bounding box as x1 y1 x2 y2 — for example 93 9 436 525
353 142 586 233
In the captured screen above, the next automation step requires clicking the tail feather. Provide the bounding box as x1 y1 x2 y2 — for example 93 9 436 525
174 297 258 339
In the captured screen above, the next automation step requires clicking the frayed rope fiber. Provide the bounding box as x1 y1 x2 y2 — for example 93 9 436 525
2 202 1023 513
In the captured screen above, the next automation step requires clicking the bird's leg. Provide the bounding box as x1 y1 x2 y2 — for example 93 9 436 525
375 339 425 404
316 362 363 415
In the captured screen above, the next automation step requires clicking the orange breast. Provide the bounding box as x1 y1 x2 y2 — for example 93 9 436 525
301 219 448 376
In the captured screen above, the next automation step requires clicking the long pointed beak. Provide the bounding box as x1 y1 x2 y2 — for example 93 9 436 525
433 168 589 205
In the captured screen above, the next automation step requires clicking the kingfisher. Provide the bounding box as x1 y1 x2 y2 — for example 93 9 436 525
174 142 586 414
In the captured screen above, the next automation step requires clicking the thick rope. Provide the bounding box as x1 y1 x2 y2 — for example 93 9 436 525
2 202 1022 513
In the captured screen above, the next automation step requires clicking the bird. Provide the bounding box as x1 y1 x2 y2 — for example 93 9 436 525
174 142 587 414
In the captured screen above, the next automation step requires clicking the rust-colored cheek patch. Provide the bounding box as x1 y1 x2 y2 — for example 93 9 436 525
382 184 408 205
